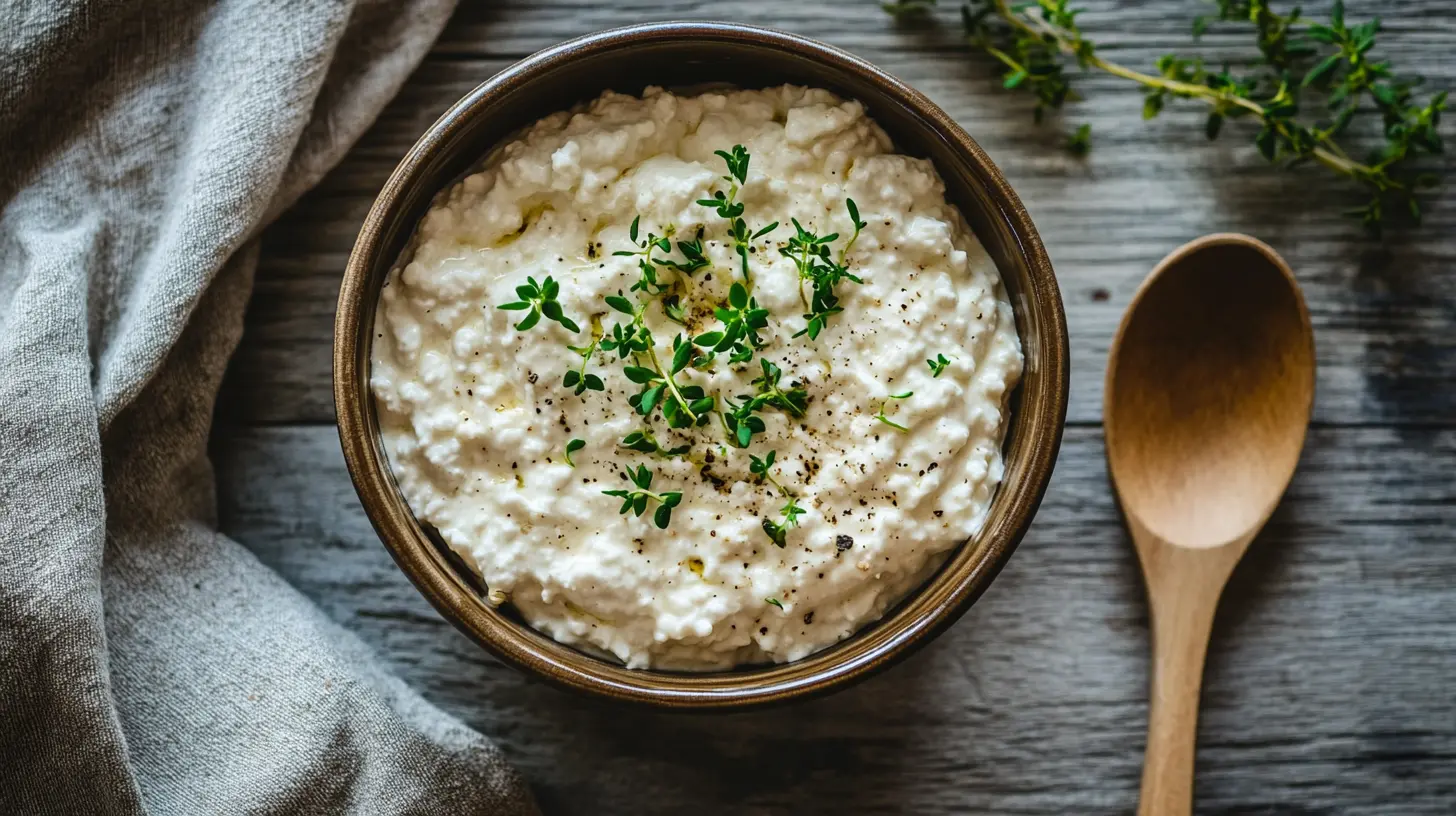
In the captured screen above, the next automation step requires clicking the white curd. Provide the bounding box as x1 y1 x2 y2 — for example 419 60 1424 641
370 85 1022 670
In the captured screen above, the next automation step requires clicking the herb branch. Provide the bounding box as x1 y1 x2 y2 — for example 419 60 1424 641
621 427 692 458
749 449 792 496
781 203 866 340
602 289 712 428
622 334 711 427
750 449 806 549
613 217 675 296
750 360 808 418
602 464 683 529
721 360 808 449
886 0 1447 235
698 145 779 286
498 275 580 332
564 438 585 467
874 391 915 432
693 281 769 369
762 497 806 548
563 321 606 395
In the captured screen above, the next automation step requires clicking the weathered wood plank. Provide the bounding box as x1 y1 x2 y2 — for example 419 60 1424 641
225 8 1456 426
430 0 1456 58
215 3 1456 812
213 423 1456 814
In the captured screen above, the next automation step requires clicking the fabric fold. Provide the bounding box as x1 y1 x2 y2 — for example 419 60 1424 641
0 1 538 812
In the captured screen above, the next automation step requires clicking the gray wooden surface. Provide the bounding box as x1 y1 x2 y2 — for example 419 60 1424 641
211 1 1456 812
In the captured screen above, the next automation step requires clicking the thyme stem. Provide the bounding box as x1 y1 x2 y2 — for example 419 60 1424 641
990 0 1369 181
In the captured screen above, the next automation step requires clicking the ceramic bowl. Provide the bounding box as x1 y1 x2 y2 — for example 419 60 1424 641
334 21 1068 708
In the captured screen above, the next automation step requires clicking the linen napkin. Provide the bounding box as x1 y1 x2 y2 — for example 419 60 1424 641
0 0 538 812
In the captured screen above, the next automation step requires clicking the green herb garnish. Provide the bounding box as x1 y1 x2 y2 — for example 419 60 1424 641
497 275 580 332
841 198 868 263
765 597 785 610
558 149 926 532
927 353 955 377
719 362 807 449
658 227 711 276
563 332 605 396
691 281 769 369
781 209 865 341
601 285 711 429
721 396 765 449
620 428 692 458
660 293 689 326
602 464 683 529
750 360 808 417
884 0 1446 235
698 145 779 285
874 391 914 432
564 438 585 468
749 449 791 496
613 216 685 295
620 333 713 428
1065 122 1092 156
762 497 805 548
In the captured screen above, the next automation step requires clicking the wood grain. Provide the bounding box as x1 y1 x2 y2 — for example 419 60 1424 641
220 2 1456 427
1102 235 1317 816
214 424 1456 814
211 1 1456 812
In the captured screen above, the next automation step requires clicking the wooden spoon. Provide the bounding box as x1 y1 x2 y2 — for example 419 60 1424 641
1104 233 1315 816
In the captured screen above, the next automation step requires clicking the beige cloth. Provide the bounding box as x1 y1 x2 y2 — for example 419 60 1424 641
0 1 538 812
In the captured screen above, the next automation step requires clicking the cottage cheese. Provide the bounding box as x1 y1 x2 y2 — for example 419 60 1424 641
370 85 1022 670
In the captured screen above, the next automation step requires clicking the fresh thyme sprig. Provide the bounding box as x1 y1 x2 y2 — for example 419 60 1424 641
749 449 792 496
781 204 867 341
750 359 809 417
783 217 839 309
874 391 915 432
497 275 580 332
661 294 689 327
886 0 1447 235
621 334 712 429
698 145 779 286
749 450 806 547
613 217 674 296
563 331 605 396
927 353 955 377
762 497 806 548
564 438 585 468
691 281 769 368
602 464 682 529
658 227 711 276
721 395 767 449
620 428 691 458
841 198 868 263
719 361 809 448
602 290 711 427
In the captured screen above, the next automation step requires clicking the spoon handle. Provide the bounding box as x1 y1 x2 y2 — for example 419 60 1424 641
1134 540 1244 816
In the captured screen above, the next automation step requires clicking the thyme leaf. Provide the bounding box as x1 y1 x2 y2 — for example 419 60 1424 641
602 464 683 529
888 0 1447 235
497 275 580 332
874 391 914 432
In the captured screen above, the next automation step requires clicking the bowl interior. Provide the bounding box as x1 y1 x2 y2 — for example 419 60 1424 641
338 23 1067 707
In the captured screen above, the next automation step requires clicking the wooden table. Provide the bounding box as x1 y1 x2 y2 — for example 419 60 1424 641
212 1 1456 811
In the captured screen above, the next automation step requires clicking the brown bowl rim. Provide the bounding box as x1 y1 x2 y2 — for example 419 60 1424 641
334 21 1068 709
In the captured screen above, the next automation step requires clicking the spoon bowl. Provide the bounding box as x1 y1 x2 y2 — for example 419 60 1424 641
1107 234 1315 549
1104 233 1314 816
